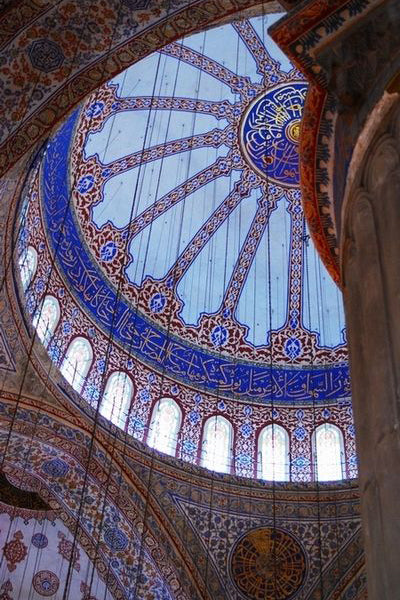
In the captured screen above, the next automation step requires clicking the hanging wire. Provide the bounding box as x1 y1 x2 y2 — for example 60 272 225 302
258 4 280 597
98 1 213 595
198 15 239 597
130 29 188 600
55 3 164 597
0 1 355 597
75 10 184 599
0 0 173 592
303 211 325 598
174 23 214 596
0 0 122 588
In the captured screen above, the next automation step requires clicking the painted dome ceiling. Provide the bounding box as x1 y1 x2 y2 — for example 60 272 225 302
16 15 356 481
35 15 347 394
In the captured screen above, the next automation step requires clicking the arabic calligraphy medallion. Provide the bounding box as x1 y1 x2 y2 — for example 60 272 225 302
240 83 307 186
230 526 306 600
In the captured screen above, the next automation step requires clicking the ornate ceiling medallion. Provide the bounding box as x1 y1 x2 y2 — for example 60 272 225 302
230 527 306 600
240 83 307 187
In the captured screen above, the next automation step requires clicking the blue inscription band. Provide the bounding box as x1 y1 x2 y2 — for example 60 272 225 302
40 109 350 405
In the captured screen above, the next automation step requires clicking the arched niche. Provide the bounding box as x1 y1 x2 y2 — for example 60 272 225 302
32 295 60 348
18 245 37 291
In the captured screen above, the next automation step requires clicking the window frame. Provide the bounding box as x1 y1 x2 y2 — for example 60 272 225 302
60 336 93 394
257 423 290 482
312 422 345 482
201 414 233 474
18 245 38 291
100 370 133 429
147 397 182 457
32 294 60 348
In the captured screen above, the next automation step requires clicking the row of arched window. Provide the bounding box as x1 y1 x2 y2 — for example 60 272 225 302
20 255 347 482
146 399 345 481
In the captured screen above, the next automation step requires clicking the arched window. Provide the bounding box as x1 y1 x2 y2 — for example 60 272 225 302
100 371 133 428
18 246 37 291
147 398 181 456
201 415 233 474
258 424 289 481
60 337 93 393
313 424 344 481
32 295 60 347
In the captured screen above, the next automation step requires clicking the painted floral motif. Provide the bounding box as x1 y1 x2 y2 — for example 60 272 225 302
58 531 80 572
32 570 60 597
103 527 128 552
230 527 306 600
100 240 117 262
80 582 97 600
3 530 27 572
0 580 13 600
31 533 48 549
28 39 65 73
41 458 69 478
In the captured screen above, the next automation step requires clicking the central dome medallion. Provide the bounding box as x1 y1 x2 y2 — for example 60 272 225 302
240 83 306 186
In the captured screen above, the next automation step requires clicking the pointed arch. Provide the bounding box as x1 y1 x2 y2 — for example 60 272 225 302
258 424 289 481
32 295 60 347
313 423 345 481
201 415 233 474
60 337 93 393
18 245 37 291
100 371 133 428
147 397 182 457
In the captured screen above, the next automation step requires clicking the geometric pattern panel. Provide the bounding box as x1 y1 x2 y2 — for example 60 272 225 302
171 490 363 600
230 527 306 600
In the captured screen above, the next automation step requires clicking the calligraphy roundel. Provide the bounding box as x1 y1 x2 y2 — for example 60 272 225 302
240 83 308 187
230 527 306 600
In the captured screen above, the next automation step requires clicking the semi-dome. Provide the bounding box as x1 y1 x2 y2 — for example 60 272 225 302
16 14 356 481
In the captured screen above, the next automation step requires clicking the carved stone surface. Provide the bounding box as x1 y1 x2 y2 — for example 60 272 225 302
342 100 400 600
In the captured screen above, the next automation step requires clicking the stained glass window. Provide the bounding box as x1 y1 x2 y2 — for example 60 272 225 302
32 295 60 347
201 415 233 474
18 246 37 291
101 371 133 428
258 424 289 481
147 398 181 456
313 424 344 481
60 337 93 393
